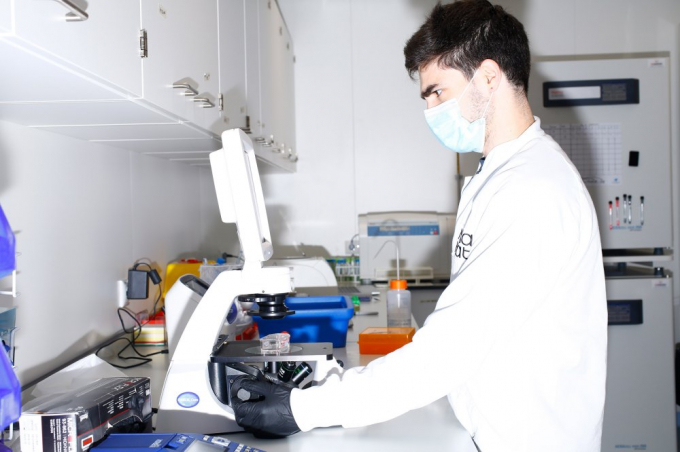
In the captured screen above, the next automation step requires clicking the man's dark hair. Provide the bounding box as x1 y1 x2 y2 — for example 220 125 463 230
404 0 530 94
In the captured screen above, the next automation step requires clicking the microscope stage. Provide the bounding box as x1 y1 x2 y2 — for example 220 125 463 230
211 340 334 363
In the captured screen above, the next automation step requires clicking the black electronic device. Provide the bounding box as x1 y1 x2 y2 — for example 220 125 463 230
127 263 162 300
629 151 640 167
543 78 639 107
607 299 643 325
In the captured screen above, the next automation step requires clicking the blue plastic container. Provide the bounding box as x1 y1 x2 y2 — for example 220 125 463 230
0 344 20 433
256 296 354 347
0 204 16 280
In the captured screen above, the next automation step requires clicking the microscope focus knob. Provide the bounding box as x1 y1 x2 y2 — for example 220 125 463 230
238 293 295 320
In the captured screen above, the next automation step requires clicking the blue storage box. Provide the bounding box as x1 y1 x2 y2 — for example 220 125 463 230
256 296 354 347
0 338 20 434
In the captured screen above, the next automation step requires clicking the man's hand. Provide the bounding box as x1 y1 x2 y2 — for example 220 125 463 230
230 376 301 439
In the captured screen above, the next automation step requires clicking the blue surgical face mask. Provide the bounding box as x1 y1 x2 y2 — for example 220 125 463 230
423 71 493 153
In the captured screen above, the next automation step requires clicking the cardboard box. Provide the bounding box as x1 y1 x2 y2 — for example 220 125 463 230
20 377 152 452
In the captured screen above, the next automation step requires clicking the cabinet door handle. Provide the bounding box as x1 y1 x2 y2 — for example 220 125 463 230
172 83 199 97
193 97 215 108
55 0 89 21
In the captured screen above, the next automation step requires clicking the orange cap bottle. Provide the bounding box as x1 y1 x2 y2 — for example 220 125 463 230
390 279 408 290
387 279 411 327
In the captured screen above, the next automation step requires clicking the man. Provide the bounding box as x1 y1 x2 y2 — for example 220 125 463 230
232 2 608 451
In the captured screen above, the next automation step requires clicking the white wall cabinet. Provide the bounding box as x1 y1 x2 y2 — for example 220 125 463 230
259 0 296 159
0 0 12 35
246 0 297 171
0 0 296 172
245 0 263 138
141 0 220 132
12 0 143 97
217 0 248 134
278 15 296 163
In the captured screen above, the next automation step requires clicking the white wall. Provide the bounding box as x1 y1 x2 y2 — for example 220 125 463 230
0 119 216 386
268 0 461 258
198 166 240 258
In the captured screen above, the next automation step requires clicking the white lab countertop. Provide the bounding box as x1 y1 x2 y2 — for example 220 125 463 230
121 342 475 452
13 290 476 452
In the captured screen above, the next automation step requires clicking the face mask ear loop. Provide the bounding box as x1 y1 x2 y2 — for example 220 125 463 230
481 71 500 119
458 69 478 101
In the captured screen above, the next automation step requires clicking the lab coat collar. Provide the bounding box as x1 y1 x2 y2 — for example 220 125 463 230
480 116 543 173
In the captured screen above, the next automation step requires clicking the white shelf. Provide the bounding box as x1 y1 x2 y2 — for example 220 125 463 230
602 249 673 264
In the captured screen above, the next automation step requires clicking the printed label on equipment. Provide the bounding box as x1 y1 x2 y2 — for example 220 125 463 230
177 392 200 408
652 280 669 288
614 444 647 450
367 221 440 237
81 435 94 450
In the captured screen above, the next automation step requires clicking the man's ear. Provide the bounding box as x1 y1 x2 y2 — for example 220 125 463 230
478 59 502 94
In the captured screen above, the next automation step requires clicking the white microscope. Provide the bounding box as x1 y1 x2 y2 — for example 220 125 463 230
155 129 339 435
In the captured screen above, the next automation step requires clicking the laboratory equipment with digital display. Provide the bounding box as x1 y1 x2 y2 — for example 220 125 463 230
358 212 455 283
531 54 672 251
529 53 676 452
357 212 454 327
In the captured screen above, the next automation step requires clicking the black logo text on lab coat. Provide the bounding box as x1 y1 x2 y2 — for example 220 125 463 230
455 230 473 260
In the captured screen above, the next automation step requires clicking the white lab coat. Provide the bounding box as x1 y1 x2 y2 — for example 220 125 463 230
290 118 608 452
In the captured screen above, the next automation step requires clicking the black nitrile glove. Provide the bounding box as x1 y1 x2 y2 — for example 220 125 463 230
230 376 301 439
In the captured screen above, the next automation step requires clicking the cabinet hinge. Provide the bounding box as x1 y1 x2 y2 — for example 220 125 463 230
139 29 148 58
218 94 224 111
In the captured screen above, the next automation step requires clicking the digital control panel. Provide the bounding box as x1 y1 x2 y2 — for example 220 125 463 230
607 299 643 325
